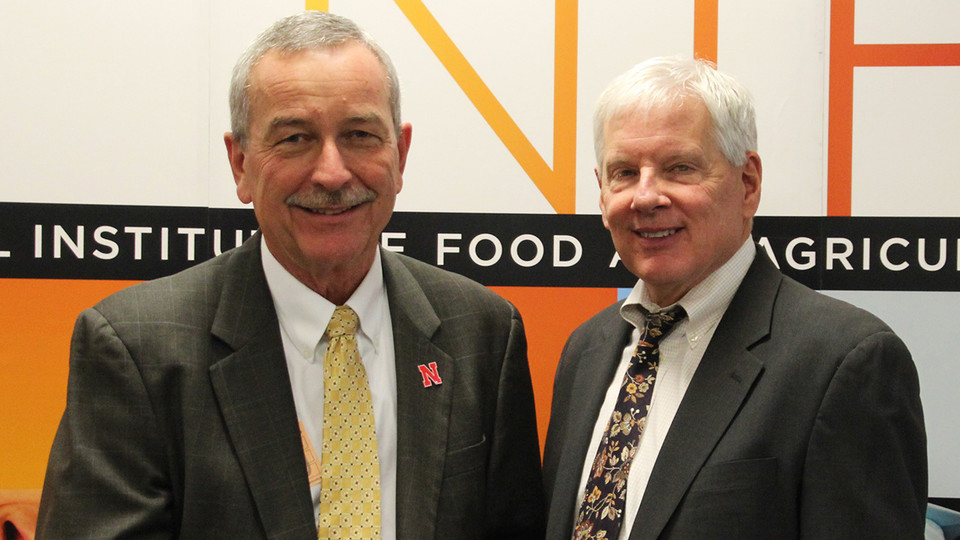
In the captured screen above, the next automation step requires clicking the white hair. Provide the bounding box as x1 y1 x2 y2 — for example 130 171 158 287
228 11 401 146
593 56 757 166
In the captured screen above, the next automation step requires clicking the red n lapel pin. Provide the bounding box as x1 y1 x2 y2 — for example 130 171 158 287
418 362 442 387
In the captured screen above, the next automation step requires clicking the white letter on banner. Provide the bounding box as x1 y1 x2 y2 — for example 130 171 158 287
93 226 119 260
34 225 43 258
554 235 582 267
756 237 780 269
609 251 621 268
880 238 909 271
381 232 406 253
510 234 544 267
124 226 152 260
826 238 854 270
161 227 169 261
785 237 815 270
469 234 502 267
862 238 871 271
54 225 84 259
178 228 205 262
436 233 461 266
212 230 224 257
918 238 946 271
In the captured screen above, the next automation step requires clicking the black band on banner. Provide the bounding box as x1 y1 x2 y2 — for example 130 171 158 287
1 202 959 291
930 497 960 513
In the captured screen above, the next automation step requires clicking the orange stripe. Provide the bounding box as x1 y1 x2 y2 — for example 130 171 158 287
490 286 618 453
827 0 855 216
693 0 718 63
552 0 579 213
852 43 960 66
305 0 329 11
0 278 139 488
394 0 577 213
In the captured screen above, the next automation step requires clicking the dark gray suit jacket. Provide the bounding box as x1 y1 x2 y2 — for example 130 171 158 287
543 250 927 539
37 235 545 539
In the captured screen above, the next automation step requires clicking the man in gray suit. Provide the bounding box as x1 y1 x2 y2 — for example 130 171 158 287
37 12 544 539
542 56 927 539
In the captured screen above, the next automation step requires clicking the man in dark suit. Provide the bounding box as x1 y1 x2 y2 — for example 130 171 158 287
37 11 544 539
542 56 927 539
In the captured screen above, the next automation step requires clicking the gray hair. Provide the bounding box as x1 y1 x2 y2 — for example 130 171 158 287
229 11 401 146
593 56 757 167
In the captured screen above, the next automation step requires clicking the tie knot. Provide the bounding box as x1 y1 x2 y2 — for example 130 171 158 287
326 305 358 339
642 305 686 344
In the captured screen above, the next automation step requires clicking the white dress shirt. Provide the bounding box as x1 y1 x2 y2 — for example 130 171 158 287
261 240 398 539
574 239 756 539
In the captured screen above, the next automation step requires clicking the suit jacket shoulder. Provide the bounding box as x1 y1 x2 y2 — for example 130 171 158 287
771 271 895 341
92 235 272 350
559 301 625 361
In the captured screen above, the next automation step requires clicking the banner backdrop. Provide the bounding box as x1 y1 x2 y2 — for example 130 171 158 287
2 0 959 511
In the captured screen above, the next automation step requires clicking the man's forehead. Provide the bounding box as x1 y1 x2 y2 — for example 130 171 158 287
247 46 391 121
609 96 708 129
602 99 711 147
250 45 385 87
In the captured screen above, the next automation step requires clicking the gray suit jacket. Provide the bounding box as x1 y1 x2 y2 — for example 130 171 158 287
37 235 545 539
543 250 927 539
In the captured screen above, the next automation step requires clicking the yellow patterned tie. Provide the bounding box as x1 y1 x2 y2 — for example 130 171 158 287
318 305 381 539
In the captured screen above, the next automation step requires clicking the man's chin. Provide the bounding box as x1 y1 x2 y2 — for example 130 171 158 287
625 259 690 288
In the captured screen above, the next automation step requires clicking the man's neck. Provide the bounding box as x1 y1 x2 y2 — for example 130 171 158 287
263 240 377 306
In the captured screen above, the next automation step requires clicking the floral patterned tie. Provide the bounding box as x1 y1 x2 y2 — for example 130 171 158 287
572 305 687 540
319 305 381 539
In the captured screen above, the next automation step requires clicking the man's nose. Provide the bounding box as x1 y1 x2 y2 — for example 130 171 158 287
630 171 670 212
310 140 352 189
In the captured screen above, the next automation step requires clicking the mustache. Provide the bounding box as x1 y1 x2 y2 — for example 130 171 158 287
285 185 377 209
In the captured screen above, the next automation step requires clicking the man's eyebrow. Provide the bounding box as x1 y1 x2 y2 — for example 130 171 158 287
266 116 310 132
604 157 631 167
344 113 388 127
602 158 634 172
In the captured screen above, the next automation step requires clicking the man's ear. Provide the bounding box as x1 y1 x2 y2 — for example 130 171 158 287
395 122 413 193
596 167 612 230
224 133 252 204
741 151 762 217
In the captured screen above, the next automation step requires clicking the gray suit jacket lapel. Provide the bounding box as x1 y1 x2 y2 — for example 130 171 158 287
547 306 632 539
207 237 316 539
629 251 781 539
382 249 456 539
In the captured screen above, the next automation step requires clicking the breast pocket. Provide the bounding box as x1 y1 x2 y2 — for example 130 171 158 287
668 457 779 538
443 434 488 478
689 456 778 495
436 435 489 538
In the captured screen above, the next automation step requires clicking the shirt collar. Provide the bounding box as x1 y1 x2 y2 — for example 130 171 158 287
620 239 756 346
260 238 388 363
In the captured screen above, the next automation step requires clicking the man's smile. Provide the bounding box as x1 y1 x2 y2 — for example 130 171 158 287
635 228 680 239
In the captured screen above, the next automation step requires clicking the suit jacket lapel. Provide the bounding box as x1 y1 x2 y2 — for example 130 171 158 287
208 236 316 539
547 305 632 539
629 251 782 540
381 250 455 539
